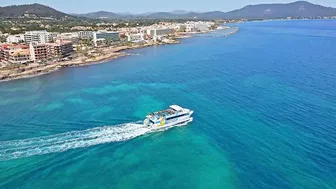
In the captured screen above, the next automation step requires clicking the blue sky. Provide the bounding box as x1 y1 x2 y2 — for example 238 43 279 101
1 0 336 13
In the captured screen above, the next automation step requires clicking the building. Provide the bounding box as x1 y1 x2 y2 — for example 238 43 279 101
156 28 174 36
146 28 174 39
186 25 196 32
71 26 93 31
0 44 29 62
6 34 25 43
127 33 145 42
30 43 48 62
24 30 57 44
0 45 2 62
195 24 210 32
57 32 80 44
8 49 31 64
58 32 79 40
78 31 93 39
93 31 120 46
46 40 74 58
175 24 187 32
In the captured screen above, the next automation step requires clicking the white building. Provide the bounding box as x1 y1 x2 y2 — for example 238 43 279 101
127 33 145 42
195 24 210 32
146 28 174 39
24 30 57 44
173 24 187 32
29 43 36 62
6 34 25 43
186 25 196 32
58 32 79 40
78 31 94 39
183 21 214 32
93 31 120 47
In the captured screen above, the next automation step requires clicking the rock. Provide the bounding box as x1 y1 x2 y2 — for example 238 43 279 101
0 75 7 80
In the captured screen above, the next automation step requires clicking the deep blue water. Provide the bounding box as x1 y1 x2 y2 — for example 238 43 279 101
0 20 335 189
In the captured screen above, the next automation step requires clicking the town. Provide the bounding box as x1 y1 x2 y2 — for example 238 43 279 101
0 21 220 80
0 21 217 64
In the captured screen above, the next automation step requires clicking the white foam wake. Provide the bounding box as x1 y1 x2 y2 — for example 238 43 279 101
0 122 150 161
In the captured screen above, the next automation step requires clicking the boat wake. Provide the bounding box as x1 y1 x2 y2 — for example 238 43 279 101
0 122 151 161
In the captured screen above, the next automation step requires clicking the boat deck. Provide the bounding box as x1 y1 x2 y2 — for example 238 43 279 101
148 108 177 119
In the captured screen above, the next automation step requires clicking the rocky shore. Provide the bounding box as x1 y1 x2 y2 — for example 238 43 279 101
0 27 237 82
0 40 180 82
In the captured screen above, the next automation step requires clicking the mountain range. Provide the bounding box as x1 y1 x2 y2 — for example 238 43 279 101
75 1 336 19
1 1 336 20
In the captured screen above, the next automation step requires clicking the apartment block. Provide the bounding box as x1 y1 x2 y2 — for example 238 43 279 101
8 49 31 64
146 28 174 39
0 44 29 63
47 40 74 58
30 43 48 62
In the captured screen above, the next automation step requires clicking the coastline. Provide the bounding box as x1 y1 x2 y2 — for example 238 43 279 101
0 42 178 82
0 28 237 82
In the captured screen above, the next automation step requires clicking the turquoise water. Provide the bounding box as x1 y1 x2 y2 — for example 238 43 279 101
0 20 336 189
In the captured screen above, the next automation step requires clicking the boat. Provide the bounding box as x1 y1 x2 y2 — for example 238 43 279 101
144 105 193 130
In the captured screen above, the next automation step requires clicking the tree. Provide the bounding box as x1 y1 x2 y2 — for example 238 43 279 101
0 36 6 43
210 24 219 30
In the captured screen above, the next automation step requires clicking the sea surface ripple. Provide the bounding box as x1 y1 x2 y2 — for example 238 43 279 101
0 20 335 189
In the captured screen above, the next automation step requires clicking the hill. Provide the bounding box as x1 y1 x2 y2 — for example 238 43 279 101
224 1 336 19
0 3 72 19
74 11 120 19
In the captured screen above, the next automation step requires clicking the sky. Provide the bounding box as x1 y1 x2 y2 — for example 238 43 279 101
1 0 336 14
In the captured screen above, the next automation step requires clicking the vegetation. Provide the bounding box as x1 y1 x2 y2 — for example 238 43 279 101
209 24 219 30
0 3 225 34
0 17 173 34
0 4 73 19
0 35 6 42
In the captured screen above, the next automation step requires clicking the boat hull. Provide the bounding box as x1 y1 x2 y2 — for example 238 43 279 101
148 116 193 130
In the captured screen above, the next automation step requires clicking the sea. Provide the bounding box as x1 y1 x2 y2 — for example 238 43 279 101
0 20 335 189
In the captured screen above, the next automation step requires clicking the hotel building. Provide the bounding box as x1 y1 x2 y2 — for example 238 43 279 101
146 28 174 39
24 30 57 44
78 31 94 39
93 31 120 46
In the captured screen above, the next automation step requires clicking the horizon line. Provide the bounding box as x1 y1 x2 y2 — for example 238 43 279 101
1 1 335 15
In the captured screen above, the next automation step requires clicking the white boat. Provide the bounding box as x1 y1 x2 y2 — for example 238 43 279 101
144 105 193 130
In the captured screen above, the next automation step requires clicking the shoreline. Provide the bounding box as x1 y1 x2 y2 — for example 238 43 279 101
0 53 129 82
0 41 178 82
0 28 237 82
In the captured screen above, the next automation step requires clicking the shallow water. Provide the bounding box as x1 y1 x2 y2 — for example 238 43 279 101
0 20 335 189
